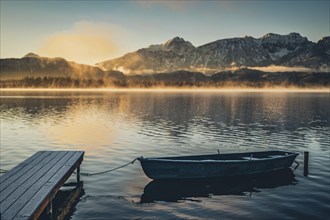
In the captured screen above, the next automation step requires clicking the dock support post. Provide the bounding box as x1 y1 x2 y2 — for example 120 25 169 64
304 151 309 176
77 165 80 183
47 200 53 219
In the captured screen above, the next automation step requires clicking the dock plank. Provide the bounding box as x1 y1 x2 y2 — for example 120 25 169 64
0 151 84 220
65 151 85 166
2 152 75 219
0 151 49 185
0 151 60 204
16 152 84 219
48 152 84 184
20 151 45 165
0 151 65 212
0 151 43 183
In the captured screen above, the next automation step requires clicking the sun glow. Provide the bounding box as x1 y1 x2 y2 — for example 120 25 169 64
37 21 125 65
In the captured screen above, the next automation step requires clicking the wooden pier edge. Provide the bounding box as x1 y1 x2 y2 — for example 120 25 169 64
0 151 84 220
31 152 84 220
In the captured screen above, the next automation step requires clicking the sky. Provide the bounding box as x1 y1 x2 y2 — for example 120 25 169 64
1 0 329 65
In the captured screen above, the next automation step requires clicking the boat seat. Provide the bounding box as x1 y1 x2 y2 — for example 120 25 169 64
241 157 261 160
268 155 284 158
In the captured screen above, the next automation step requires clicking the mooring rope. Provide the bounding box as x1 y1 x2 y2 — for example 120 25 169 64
79 157 139 176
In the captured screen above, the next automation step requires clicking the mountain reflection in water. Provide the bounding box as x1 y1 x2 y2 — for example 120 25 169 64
140 169 297 203
1 91 329 219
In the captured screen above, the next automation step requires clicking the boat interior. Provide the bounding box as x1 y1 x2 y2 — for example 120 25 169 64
156 151 297 161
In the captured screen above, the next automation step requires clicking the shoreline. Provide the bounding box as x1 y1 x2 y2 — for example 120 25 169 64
0 87 329 93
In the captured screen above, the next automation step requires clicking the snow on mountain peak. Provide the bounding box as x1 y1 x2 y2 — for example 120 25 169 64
260 32 309 55
163 36 195 51
262 32 307 43
164 36 186 45
262 33 276 38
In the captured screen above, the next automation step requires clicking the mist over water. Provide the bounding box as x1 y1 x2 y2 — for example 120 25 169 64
0 90 329 219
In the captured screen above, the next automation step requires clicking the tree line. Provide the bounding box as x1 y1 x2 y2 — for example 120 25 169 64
0 72 329 88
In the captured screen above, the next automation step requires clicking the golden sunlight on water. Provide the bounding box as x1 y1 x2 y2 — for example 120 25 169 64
0 90 329 219
39 107 118 148
261 94 289 123
9 90 324 156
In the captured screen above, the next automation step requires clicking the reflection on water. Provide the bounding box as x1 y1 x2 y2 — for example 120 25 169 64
1 90 329 219
39 182 85 220
1 91 328 152
141 169 297 203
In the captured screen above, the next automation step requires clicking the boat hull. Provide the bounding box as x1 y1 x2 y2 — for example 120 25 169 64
138 151 298 180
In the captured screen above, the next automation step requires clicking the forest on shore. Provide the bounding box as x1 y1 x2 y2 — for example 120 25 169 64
1 69 329 89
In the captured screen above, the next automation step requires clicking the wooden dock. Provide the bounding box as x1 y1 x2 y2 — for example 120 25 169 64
0 151 84 220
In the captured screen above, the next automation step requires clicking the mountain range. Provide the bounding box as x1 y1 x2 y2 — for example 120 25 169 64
97 33 330 74
0 32 329 84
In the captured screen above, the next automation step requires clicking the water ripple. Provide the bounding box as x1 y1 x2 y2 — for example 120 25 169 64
1 91 329 219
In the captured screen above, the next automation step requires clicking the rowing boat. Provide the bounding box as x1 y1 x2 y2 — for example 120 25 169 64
137 150 298 180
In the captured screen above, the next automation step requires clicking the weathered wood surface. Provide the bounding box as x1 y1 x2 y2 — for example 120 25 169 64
0 151 84 220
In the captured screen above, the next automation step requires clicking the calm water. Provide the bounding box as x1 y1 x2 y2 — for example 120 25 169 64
1 90 329 219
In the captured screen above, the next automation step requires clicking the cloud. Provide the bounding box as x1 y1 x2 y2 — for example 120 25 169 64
247 65 316 72
37 21 126 65
136 0 194 10
222 65 330 73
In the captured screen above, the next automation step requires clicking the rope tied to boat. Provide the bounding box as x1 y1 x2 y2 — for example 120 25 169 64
79 157 140 176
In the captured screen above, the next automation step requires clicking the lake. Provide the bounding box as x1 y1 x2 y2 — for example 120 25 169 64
0 89 329 219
